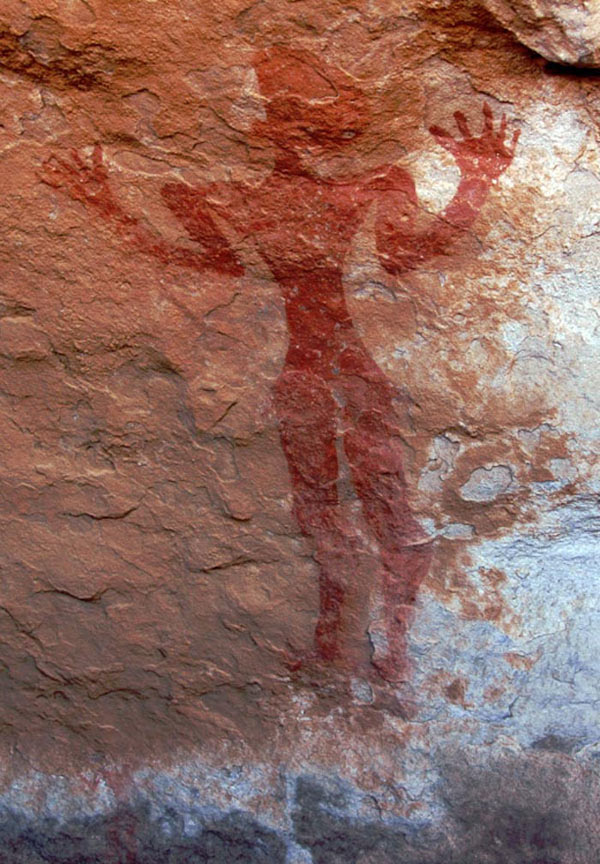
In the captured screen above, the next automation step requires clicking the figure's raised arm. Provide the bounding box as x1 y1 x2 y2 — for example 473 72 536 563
40 146 244 277
375 103 519 274
159 182 245 276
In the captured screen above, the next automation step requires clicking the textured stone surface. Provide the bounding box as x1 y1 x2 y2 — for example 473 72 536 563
1 749 599 862
482 0 600 66
1 0 600 860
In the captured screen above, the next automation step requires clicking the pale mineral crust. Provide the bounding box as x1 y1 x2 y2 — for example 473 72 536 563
1 0 600 861
482 0 600 66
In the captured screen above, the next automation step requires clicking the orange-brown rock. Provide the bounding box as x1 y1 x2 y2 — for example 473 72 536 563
481 0 600 65
1 0 600 860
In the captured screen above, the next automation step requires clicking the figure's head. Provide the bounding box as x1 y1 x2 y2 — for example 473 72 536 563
252 46 371 151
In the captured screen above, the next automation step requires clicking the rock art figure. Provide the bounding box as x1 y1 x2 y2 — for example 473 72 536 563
42 47 518 693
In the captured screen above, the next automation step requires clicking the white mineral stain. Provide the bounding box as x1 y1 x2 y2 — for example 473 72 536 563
459 465 514 502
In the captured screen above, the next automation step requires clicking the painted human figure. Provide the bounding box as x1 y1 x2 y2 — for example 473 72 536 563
42 47 518 688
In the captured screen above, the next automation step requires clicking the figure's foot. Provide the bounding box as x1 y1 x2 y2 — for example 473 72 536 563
284 648 321 676
284 636 345 678
285 649 372 704
283 651 418 718
284 648 344 687
285 655 354 710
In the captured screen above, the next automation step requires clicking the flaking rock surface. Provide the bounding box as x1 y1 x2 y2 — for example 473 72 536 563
482 0 600 66
1 0 600 861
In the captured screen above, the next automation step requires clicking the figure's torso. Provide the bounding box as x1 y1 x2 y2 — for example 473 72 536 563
242 171 371 279
164 163 418 373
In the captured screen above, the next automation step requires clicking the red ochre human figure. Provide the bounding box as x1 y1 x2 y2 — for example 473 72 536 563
42 47 519 691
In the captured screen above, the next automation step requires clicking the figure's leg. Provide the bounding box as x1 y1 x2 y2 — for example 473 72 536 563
274 369 370 670
340 361 432 685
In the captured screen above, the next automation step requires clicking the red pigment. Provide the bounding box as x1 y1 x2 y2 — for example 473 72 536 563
42 46 518 686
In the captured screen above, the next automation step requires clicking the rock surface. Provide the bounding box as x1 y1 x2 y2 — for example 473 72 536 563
481 0 600 66
1 0 600 860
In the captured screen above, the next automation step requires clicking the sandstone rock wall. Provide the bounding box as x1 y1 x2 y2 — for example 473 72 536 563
1 0 600 861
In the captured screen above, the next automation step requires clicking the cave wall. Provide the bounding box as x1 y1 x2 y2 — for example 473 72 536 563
1 0 600 861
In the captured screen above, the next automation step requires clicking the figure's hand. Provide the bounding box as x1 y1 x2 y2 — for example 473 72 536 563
40 145 120 218
41 146 244 277
430 103 519 181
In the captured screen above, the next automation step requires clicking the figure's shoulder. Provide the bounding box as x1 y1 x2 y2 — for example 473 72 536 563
360 163 417 197
160 179 249 226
